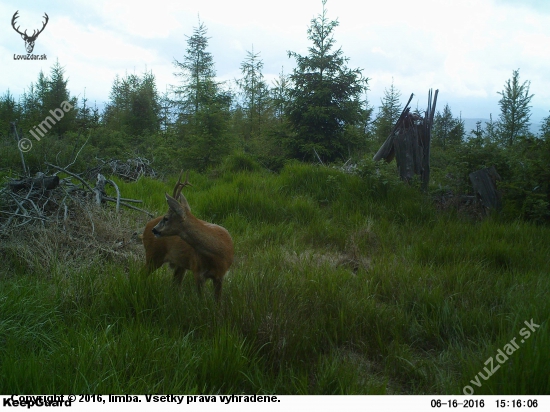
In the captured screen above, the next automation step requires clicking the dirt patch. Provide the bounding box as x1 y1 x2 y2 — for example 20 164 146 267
282 248 371 275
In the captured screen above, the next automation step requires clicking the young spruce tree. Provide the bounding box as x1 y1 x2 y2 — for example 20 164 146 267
236 47 270 149
432 104 465 149
286 0 367 162
497 69 534 146
373 80 401 143
173 19 232 170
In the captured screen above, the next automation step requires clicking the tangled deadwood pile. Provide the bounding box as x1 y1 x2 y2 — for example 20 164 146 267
0 162 153 235
84 157 157 182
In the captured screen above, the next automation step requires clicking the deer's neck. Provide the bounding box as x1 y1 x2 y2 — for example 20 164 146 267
178 215 223 257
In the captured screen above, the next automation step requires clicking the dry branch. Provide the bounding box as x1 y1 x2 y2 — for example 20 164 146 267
45 162 94 192
105 177 120 213
103 198 154 217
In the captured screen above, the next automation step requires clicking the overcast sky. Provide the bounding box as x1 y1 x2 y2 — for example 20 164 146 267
2 0 550 131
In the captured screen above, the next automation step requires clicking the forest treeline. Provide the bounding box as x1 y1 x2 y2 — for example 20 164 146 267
1 1 549 223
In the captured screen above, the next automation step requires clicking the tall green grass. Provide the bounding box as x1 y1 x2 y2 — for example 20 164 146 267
1 162 548 394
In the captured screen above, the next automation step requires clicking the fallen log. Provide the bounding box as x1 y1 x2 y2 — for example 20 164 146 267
9 175 60 192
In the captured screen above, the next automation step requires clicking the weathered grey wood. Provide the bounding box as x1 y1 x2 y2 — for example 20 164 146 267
373 132 396 162
429 89 439 126
393 125 421 182
95 173 106 206
419 124 430 190
373 94 414 162
372 108 410 163
9 175 60 192
421 89 437 190
105 177 120 213
373 89 438 190
469 166 502 210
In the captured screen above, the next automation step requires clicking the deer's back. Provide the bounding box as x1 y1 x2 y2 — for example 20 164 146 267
193 219 234 272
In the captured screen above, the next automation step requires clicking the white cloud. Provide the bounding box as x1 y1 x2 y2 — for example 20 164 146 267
1 0 549 122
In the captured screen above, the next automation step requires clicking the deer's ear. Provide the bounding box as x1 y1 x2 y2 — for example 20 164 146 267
177 192 192 211
165 193 186 218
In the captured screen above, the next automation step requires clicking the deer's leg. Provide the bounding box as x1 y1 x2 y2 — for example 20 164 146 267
213 277 223 302
143 257 162 276
194 271 206 296
173 268 186 286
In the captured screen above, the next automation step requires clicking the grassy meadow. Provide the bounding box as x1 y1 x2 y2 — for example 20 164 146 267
0 160 549 394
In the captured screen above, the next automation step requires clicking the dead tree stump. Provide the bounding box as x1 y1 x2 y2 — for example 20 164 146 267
374 89 438 190
469 166 502 211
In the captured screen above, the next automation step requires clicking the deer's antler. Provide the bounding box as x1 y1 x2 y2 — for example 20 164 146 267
173 170 193 200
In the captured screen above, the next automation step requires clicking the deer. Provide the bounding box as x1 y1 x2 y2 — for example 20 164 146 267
150 171 234 301
140 174 198 285
11 11 49 54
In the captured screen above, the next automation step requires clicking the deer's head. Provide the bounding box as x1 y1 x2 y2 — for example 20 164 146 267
12 11 49 54
152 171 193 238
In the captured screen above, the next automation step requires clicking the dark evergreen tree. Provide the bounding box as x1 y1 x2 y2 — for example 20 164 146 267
129 71 160 135
172 19 233 170
43 60 77 135
362 92 375 140
540 111 550 140
15 61 77 137
0 90 20 137
173 20 218 121
470 121 483 140
286 0 367 162
432 103 465 148
236 47 270 149
20 83 42 133
76 89 101 132
158 87 175 135
103 71 160 136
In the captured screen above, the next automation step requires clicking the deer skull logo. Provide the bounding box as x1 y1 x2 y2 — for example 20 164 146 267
11 11 49 54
